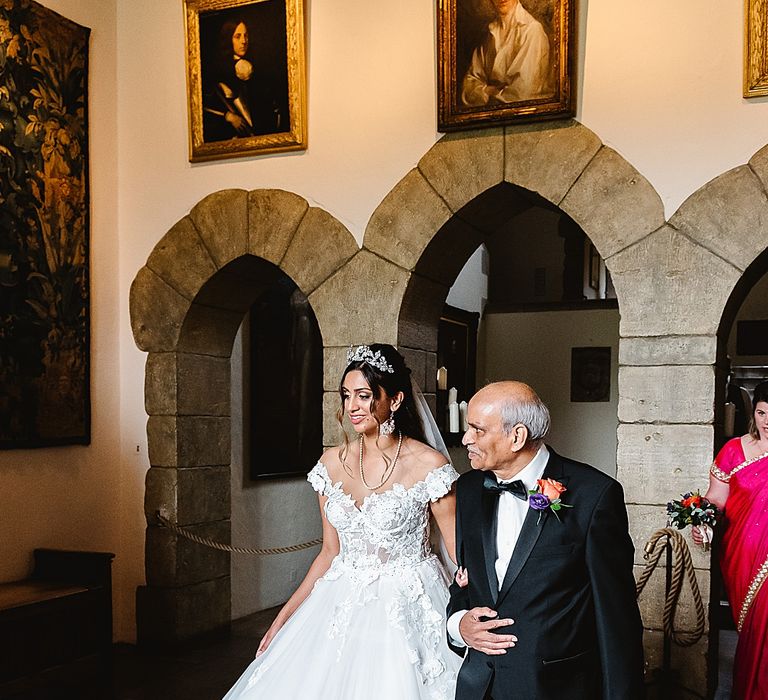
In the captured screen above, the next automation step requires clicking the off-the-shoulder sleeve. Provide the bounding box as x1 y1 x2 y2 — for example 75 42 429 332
307 462 331 496
420 464 460 503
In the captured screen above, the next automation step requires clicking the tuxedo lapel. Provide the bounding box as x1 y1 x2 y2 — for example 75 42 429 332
496 504 544 604
480 487 500 604
496 448 568 605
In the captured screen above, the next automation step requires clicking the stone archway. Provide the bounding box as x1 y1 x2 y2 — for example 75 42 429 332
357 121 666 398
129 188 358 643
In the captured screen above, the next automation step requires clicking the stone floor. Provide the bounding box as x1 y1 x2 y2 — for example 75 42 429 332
0 607 280 700
1 609 736 700
713 629 737 700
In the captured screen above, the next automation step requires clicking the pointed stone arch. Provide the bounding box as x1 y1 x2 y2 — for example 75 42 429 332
129 188 358 642
357 120 669 422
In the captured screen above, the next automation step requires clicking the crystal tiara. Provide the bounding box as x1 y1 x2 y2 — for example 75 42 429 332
346 345 395 374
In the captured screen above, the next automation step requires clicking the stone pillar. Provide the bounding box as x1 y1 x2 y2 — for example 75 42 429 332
138 351 233 644
617 355 716 696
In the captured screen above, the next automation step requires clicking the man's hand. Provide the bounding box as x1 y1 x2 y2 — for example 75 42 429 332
224 111 249 134
458 607 517 655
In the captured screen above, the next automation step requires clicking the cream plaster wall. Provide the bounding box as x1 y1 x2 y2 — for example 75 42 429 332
480 309 620 475
0 0 123 631
3 0 766 643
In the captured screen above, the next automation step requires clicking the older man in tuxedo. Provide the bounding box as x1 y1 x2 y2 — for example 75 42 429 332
447 381 644 700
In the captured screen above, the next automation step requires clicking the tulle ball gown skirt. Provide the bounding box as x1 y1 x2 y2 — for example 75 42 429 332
222 556 460 700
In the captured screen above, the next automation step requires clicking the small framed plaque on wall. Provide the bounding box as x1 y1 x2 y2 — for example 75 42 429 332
570 347 611 403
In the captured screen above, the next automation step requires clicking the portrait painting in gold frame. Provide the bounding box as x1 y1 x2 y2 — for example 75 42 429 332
438 0 576 131
744 0 768 98
184 0 306 161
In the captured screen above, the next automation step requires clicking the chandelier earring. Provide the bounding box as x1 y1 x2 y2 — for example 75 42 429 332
379 410 396 437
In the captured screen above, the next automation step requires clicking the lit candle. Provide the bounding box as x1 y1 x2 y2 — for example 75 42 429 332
437 366 448 391
448 402 460 433
459 401 468 431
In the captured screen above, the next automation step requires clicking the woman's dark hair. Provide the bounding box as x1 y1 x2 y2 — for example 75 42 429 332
337 344 428 468
748 381 768 439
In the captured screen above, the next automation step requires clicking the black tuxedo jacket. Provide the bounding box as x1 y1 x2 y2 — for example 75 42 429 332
447 448 645 700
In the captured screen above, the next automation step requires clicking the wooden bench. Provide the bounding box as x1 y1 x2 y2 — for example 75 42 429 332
0 549 115 684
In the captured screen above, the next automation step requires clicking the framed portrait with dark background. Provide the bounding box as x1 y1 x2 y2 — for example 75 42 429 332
570 347 611 403
247 271 323 480
736 319 768 355
184 0 307 161
438 0 576 131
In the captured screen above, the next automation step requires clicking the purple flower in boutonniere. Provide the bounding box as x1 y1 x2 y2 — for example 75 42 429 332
528 478 573 524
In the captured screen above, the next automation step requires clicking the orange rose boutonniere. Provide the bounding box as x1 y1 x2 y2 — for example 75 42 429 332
538 478 567 501
528 478 572 524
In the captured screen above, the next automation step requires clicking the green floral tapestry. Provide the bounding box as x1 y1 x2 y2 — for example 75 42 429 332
0 0 89 447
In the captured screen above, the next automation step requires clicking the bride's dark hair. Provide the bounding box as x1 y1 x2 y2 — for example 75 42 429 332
337 344 429 473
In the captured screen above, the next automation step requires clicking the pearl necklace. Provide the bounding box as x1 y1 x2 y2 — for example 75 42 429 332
359 432 403 491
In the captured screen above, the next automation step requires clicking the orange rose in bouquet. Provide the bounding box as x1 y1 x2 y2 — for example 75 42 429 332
667 490 718 550
680 493 702 509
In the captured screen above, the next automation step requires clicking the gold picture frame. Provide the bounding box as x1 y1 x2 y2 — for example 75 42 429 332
184 0 306 162
438 0 576 132
744 0 768 98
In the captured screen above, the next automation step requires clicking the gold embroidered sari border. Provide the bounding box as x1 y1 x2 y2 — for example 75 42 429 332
738 555 768 632
710 450 768 483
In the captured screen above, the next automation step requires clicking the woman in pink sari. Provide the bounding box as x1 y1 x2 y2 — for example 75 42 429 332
693 381 768 699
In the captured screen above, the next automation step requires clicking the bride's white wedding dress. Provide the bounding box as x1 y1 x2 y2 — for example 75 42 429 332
222 461 462 699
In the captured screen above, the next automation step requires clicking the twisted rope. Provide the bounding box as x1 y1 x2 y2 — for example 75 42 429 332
155 512 322 556
156 513 706 645
635 527 706 647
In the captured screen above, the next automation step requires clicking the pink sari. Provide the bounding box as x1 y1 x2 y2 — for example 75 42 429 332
712 438 768 699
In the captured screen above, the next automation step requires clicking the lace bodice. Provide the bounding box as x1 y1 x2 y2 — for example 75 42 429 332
237 462 461 697
308 462 458 576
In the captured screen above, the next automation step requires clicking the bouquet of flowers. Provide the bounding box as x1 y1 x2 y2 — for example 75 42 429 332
667 490 718 550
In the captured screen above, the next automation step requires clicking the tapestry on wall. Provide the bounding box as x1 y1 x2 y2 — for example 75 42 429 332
0 0 90 448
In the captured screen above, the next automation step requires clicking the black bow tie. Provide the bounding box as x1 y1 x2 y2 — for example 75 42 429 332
482 473 528 501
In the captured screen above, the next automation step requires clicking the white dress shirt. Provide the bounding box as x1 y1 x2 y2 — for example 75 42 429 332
447 444 549 646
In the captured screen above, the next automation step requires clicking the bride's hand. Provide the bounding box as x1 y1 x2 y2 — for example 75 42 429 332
256 619 284 657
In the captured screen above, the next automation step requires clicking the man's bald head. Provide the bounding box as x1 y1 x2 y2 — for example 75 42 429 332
473 381 550 443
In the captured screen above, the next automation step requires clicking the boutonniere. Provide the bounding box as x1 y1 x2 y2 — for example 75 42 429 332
528 478 572 524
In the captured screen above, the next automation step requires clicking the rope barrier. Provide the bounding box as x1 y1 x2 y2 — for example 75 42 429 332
635 527 707 647
155 515 706 649
154 512 322 556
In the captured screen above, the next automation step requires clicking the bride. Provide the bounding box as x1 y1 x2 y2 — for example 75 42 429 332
223 344 462 699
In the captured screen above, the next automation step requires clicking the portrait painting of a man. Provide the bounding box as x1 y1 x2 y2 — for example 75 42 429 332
184 0 306 161
439 0 574 131
199 3 289 143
